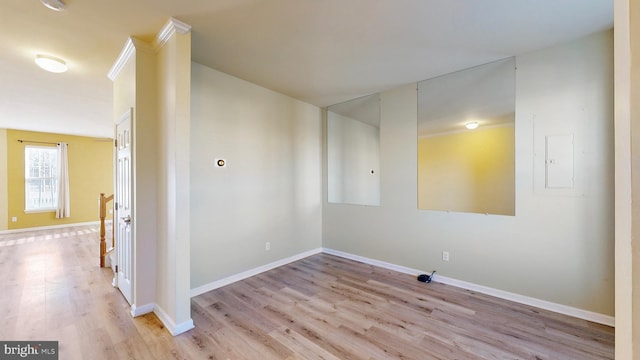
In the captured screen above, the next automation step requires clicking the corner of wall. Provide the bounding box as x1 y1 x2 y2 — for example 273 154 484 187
154 304 194 336
154 17 193 334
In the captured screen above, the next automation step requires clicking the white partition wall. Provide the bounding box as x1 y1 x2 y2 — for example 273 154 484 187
190 62 323 292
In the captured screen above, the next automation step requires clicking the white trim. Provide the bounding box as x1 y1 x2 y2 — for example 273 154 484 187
125 296 196 337
322 248 615 327
190 247 614 328
108 37 155 81
154 305 194 336
24 208 56 214
322 248 420 275
108 18 191 80
155 17 191 49
130 302 155 317
172 319 195 336
0 221 101 235
108 17 192 80
107 37 135 81
168 17 192 35
434 273 615 327
190 248 323 297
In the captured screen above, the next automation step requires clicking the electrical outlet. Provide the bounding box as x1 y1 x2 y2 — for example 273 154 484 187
11 216 17 222
442 251 450 262
265 242 271 251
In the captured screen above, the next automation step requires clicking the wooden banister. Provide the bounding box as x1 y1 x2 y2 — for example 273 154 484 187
99 193 114 268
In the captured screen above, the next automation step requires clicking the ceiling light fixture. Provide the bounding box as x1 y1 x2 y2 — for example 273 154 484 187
40 0 66 11
35 54 68 73
465 121 479 130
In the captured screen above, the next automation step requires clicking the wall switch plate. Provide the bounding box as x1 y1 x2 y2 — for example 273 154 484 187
442 251 450 262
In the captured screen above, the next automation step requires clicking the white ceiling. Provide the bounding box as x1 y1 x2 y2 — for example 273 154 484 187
0 0 613 138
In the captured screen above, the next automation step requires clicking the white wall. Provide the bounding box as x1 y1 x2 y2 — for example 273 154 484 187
155 22 193 334
112 43 158 313
323 30 614 316
190 62 323 289
111 20 193 336
327 112 380 205
131 47 159 313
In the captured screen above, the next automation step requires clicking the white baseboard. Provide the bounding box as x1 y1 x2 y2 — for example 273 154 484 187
173 319 195 336
130 302 155 317
0 221 102 235
132 302 195 336
154 305 195 336
190 247 323 297
322 248 615 327
434 272 615 327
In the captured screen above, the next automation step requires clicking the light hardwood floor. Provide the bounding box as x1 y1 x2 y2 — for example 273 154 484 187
0 225 613 359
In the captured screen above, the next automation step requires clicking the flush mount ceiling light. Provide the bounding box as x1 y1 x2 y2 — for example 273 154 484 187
465 121 479 130
35 54 68 73
40 0 66 11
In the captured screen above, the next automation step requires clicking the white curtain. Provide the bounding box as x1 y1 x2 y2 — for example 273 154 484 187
56 142 70 218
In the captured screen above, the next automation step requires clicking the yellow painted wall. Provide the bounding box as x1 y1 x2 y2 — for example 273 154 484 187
0 129 7 230
418 124 515 215
6 129 113 229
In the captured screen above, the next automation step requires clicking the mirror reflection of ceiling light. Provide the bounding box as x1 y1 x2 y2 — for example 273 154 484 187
35 54 68 73
41 0 66 11
465 121 479 130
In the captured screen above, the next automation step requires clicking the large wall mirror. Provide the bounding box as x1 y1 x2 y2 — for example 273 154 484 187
417 58 515 215
327 93 380 206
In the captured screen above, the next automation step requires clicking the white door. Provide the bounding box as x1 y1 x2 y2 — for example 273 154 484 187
115 109 133 304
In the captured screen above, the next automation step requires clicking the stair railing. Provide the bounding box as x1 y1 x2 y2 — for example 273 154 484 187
99 193 114 267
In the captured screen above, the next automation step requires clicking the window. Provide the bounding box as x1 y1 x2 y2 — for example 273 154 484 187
25 146 58 212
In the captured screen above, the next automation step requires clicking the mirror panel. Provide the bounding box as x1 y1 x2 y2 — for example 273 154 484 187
417 58 515 215
327 93 380 206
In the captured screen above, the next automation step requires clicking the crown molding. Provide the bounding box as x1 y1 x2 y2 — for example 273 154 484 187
155 17 192 49
107 37 135 81
108 18 191 81
107 37 154 81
